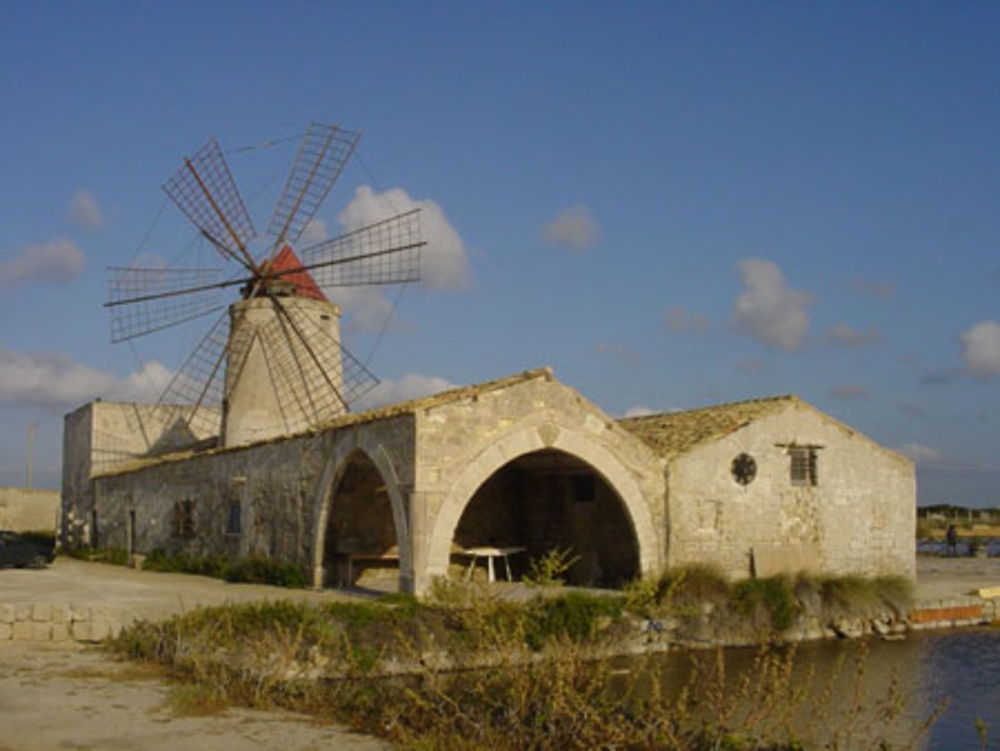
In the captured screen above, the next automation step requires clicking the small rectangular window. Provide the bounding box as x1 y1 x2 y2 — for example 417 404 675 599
174 499 196 538
227 501 242 535
789 448 818 487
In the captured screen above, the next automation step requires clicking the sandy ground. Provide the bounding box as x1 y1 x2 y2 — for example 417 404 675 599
0 642 391 751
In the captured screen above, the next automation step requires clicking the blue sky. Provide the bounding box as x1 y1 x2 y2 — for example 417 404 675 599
0 2 997 504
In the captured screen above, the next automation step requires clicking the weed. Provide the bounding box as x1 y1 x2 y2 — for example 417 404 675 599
522 547 580 588
732 576 800 633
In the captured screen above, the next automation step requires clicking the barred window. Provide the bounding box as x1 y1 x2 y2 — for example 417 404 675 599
789 448 818 487
174 499 196 538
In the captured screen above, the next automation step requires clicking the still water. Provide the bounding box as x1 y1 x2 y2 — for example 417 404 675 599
646 628 1000 749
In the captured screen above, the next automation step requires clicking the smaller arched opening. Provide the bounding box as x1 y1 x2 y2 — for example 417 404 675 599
322 451 399 591
452 448 640 588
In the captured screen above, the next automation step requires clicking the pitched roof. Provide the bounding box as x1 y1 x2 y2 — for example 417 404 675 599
92 368 555 477
618 395 796 458
262 245 328 302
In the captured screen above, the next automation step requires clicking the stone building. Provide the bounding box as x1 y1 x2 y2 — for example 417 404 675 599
61 369 915 595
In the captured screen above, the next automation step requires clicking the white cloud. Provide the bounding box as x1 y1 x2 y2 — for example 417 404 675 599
336 286 414 334
358 373 459 409
339 185 470 291
895 442 942 465
299 218 328 247
827 323 884 347
732 258 812 352
665 305 709 334
960 320 1000 376
0 237 85 287
68 190 105 230
828 384 870 400
543 204 601 250
0 348 171 407
623 405 655 418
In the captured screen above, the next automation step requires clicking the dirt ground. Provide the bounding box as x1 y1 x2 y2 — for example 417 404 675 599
0 641 390 751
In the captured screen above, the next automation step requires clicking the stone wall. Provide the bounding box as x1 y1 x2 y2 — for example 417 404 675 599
666 401 914 579
0 487 59 532
411 373 667 594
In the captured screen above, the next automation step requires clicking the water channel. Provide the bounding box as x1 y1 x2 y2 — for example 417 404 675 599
648 628 1000 749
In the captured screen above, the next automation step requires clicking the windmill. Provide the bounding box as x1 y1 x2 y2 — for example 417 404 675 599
104 122 423 452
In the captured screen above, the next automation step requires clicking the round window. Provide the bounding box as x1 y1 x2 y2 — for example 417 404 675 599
731 453 757 485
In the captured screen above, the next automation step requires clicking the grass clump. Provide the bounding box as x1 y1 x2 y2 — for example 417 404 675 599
65 546 130 566
140 550 307 588
732 575 800 633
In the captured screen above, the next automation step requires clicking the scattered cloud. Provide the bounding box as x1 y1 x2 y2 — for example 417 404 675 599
960 320 1000 377
0 348 170 407
849 275 894 300
732 258 813 352
734 357 765 374
543 204 601 250
339 185 470 291
828 384 870 400
595 341 641 366
359 373 459 409
0 237 85 287
299 218 328 247
623 405 656 418
664 305 709 334
900 403 927 419
336 285 414 335
826 323 884 347
895 442 942 465
68 190 105 230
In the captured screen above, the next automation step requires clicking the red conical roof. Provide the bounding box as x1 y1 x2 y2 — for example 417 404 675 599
263 245 328 302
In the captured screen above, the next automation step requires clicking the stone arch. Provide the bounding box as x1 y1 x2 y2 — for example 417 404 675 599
423 423 658 590
311 438 410 590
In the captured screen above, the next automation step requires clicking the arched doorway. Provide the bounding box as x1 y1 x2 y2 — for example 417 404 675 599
322 450 400 590
451 449 640 587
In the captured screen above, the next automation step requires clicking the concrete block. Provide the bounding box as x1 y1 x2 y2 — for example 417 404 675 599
51 623 70 642
12 621 33 640
31 622 51 641
71 621 91 641
51 604 69 624
0 604 14 623
14 604 31 622
0 623 11 640
32 603 52 622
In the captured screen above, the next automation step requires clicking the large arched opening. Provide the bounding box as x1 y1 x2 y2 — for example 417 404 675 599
320 450 401 591
450 448 640 587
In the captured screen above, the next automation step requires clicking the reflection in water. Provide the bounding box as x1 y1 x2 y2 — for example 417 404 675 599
635 630 999 749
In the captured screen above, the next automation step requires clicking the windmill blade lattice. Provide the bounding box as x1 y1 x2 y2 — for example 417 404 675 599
301 208 423 288
162 136 257 267
259 298 379 426
106 266 226 343
267 122 361 252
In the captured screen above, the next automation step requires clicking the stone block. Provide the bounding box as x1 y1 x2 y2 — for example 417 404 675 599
32 603 52 622
31 622 51 641
50 623 70 642
0 623 11 640
51 604 69 624
0 604 14 623
14 604 31 622
70 605 90 622
71 621 91 641
12 621 33 640
89 619 111 641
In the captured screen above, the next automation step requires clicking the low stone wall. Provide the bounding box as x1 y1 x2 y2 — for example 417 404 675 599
0 602 129 643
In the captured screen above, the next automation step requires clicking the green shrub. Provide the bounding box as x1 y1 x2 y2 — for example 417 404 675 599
524 592 624 650
224 556 306 587
732 575 799 633
522 547 579 587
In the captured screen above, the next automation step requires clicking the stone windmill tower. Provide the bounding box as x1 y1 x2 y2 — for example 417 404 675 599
105 123 423 450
